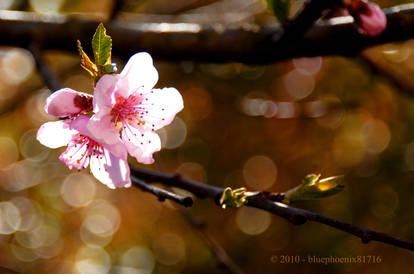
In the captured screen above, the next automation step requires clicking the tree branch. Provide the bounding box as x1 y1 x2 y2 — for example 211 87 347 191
28 42 61 91
171 200 245 274
131 176 193 207
0 4 413 64
280 0 340 43
130 165 414 252
358 49 414 96
108 0 126 20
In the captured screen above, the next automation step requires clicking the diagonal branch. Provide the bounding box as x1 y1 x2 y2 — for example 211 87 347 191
131 176 193 207
28 42 61 91
172 199 245 274
357 49 414 96
280 0 340 43
130 165 414 252
0 4 414 64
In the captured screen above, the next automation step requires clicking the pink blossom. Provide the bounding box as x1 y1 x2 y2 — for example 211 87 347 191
37 89 130 189
349 1 386 37
45 88 93 117
88 52 184 164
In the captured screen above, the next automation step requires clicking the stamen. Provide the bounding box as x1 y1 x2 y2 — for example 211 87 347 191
111 94 146 131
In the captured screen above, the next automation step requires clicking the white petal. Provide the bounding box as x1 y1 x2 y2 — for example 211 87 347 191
120 52 158 94
36 120 76 149
139 87 184 131
121 125 161 164
89 149 131 189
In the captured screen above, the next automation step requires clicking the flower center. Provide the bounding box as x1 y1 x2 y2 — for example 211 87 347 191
73 94 93 115
60 133 105 169
73 134 104 163
111 95 146 129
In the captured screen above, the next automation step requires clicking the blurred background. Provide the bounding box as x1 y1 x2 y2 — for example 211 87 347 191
0 0 413 273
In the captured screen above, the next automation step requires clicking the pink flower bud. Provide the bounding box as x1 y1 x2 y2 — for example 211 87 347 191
349 1 386 37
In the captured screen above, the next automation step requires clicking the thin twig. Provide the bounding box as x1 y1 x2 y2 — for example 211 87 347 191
178 208 245 274
28 42 61 91
131 176 193 207
153 153 243 274
0 4 413 63
130 166 414 252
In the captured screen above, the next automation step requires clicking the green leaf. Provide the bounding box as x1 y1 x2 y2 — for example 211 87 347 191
302 173 321 186
92 23 112 66
219 187 258 209
77 40 98 78
266 0 290 24
284 174 344 203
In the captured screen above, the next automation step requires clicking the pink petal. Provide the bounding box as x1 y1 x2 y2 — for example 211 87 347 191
89 148 131 189
36 120 76 149
93 74 131 112
139 87 184 131
59 139 90 170
87 113 121 145
69 115 90 135
45 88 92 117
120 52 158 94
121 126 161 164
104 141 128 159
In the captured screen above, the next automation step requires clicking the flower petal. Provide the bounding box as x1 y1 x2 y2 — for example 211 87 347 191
94 74 118 112
94 74 131 112
69 115 90 133
121 125 161 164
138 87 184 131
45 88 92 117
87 113 121 145
36 120 76 149
104 141 128 159
89 148 131 189
120 52 158 94
59 139 90 170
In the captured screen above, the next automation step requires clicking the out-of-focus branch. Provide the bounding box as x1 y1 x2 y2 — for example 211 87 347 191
358 49 414 96
28 42 61 91
0 4 413 64
152 154 244 274
109 0 126 20
131 166 414 252
131 176 193 207
174 200 245 274
280 0 340 43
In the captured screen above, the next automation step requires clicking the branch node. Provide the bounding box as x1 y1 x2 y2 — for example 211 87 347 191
263 191 285 202
291 214 308 225
172 173 182 180
361 232 372 243
183 197 194 207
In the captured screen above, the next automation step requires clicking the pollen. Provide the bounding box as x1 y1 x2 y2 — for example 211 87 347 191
111 94 146 129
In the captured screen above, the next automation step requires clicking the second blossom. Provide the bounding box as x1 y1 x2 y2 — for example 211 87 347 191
87 52 184 164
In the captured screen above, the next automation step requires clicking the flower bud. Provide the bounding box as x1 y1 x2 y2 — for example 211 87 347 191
349 1 386 37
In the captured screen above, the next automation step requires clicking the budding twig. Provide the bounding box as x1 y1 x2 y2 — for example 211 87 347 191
131 166 414 252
